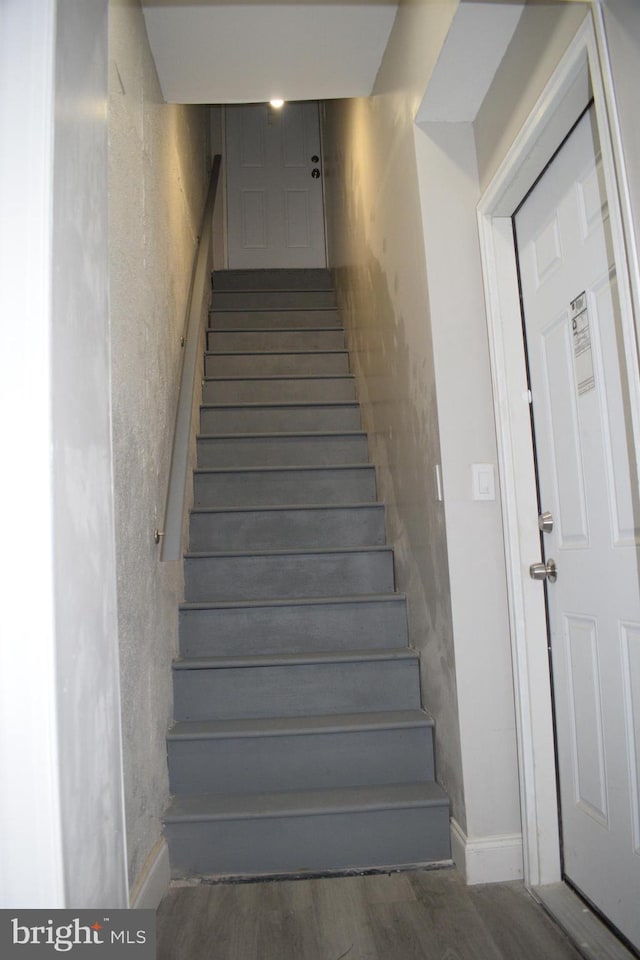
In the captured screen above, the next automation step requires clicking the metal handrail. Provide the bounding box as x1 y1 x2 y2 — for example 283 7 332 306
158 153 222 561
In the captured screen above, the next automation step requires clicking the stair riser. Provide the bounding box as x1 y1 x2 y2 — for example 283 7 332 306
184 550 395 603
200 405 361 435
211 290 336 310
167 726 435 796
193 467 377 508
173 657 421 721
210 309 340 329
189 505 385 552
207 330 344 352
197 434 368 468
205 353 349 377
202 377 356 404
165 804 451 878
212 269 333 291
179 597 409 658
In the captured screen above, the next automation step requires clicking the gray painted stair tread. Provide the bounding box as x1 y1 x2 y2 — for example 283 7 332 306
195 435 369 469
188 502 384 547
194 463 373 476
200 401 359 411
212 290 334 300
179 592 407 612
204 373 353 381
212 290 333 299
184 544 393 560
188 507 384 551
211 325 343 333
210 287 335 295
197 430 366 441
164 782 449 823
208 331 344 348
197 433 368 472
212 269 333 290
211 291 336 311
177 594 410 656
190 500 382 515
207 330 346 353
211 289 332 294
211 294 336 305
168 710 434 740
173 646 417 670
193 464 376 502
183 547 394 601
167 712 436 795
205 349 348 357
209 309 341 329
205 351 350 377
202 374 356 404
200 404 361 435
202 377 356 401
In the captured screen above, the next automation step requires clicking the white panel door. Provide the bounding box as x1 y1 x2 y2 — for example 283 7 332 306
226 102 326 269
515 106 640 949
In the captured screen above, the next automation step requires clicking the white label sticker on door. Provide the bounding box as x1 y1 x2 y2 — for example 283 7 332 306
570 291 595 396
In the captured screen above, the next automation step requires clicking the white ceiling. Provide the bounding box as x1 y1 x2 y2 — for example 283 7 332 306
141 1 399 104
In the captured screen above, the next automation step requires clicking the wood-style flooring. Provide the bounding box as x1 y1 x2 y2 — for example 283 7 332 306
156 867 584 960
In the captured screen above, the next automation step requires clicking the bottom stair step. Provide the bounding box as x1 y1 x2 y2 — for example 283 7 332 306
163 782 451 878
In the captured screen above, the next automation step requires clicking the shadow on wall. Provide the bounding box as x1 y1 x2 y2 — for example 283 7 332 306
334 244 465 829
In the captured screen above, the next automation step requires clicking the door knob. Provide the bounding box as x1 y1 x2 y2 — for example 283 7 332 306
529 558 557 583
311 168 320 179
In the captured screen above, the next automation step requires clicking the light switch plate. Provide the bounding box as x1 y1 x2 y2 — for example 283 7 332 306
472 463 495 501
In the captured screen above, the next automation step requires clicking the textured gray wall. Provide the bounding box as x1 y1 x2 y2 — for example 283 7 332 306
108 0 211 895
321 1 466 832
52 0 128 906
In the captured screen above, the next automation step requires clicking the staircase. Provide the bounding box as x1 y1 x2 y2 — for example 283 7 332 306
163 269 450 878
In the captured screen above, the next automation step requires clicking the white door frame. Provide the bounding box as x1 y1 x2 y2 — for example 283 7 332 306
477 10 640 888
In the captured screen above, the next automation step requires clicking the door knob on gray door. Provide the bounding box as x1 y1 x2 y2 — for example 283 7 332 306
311 168 320 179
529 558 557 583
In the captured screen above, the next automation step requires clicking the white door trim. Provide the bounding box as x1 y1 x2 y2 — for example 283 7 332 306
477 10 640 888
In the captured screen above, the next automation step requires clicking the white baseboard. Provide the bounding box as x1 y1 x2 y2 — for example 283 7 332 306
130 838 170 910
450 819 524 884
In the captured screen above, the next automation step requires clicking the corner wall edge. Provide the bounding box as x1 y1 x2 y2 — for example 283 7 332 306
130 838 170 910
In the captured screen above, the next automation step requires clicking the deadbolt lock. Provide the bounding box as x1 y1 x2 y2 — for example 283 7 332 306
538 511 554 534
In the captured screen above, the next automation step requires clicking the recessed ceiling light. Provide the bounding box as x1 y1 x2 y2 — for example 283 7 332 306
269 99 284 109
